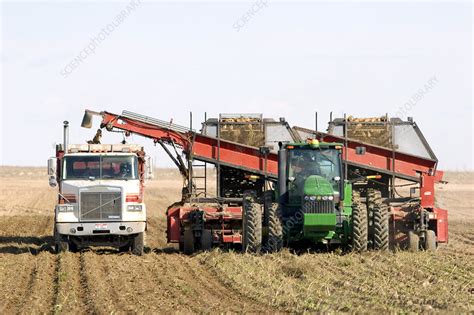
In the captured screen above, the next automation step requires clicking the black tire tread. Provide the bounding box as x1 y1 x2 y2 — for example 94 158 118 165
242 193 262 253
352 190 368 252
367 189 389 251
267 202 283 252
131 232 144 256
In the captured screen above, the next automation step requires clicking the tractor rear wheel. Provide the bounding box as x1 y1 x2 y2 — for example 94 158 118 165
242 192 262 253
267 202 283 253
183 228 195 255
408 230 419 252
131 232 144 256
367 189 389 251
423 230 437 252
351 191 368 252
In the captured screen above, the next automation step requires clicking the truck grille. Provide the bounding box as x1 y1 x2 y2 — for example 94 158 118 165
303 200 335 214
80 192 122 221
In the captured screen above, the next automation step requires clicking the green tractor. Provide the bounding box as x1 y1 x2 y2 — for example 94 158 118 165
242 139 389 253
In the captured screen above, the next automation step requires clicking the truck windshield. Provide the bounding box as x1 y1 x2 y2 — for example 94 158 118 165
288 148 342 197
63 155 138 180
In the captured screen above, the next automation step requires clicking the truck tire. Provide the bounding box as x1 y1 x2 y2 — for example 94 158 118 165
267 202 283 253
68 240 79 253
367 189 389 251
200 229 212 251
54 229 69 253
351 191 368 252
408 230 419 252
423 230 437 252
183 228 195 255
131 232 144 256
242 193 262 253
119 244 131 253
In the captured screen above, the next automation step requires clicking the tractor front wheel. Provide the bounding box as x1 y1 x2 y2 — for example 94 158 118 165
351 191 368 252
242 192 262 253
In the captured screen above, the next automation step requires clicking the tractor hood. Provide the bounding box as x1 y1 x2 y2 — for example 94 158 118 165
303 175 334 196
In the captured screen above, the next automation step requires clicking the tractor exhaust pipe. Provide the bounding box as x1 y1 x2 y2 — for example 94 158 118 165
278 145 287 204
81 109 101 128
63 121 69 150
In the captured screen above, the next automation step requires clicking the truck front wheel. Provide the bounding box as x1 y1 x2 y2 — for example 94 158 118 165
54 229 69 253
131 232 144 256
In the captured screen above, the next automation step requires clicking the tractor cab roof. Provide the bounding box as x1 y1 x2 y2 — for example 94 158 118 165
285 139 343 149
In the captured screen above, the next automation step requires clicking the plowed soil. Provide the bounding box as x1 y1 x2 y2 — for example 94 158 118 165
0 167 473 313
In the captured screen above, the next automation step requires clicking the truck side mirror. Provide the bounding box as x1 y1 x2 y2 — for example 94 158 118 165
144 155 154 180
48 158 57 176
48 158 57 187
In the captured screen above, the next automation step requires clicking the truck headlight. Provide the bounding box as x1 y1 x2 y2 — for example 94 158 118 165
127 204 143 211
57 205 74 212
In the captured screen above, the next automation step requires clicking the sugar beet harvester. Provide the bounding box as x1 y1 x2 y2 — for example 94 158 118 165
82 110 447 253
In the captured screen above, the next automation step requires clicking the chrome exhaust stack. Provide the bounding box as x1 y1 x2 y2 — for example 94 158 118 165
63 121 69 150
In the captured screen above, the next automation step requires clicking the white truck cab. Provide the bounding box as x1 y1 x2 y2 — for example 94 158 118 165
48 122 152 255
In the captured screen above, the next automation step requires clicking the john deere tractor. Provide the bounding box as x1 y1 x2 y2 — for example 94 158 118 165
242 139 389 252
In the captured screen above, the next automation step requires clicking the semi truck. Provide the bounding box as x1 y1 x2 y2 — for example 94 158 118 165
48 121 153 255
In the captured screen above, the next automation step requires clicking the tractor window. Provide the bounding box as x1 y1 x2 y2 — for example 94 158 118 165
63 155 138 180
288 148 341 200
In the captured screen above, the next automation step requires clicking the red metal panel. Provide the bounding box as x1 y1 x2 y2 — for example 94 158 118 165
192 134 278 176
167 207 181 243
319 133 437 179
222 234 242 243
434 208 448 243
420 175 436 208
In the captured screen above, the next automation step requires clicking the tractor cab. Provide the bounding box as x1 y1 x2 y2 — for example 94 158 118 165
278 139 351 245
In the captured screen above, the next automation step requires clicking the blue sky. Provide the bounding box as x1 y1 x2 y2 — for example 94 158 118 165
1 1 472 169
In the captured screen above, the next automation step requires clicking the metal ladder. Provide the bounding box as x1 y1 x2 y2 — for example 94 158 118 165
192 161 208 197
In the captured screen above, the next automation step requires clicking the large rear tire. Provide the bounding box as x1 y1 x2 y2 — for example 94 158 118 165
423 230 437 252
242 192 262 253
267 202 283 253
408 230 419 252
367 189 389 251
131 232 144 256
351 191 368 252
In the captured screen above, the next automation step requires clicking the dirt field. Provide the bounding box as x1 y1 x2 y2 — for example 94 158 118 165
0 167 473 313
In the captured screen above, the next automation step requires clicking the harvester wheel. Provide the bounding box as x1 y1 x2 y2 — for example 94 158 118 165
183 228 195 255
367 189 389 251
423 230 437 252
267 202 283 253
351 191 368 252
200 229 212 251
131 232 144 256
242 192 262 253
408 230 419 252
